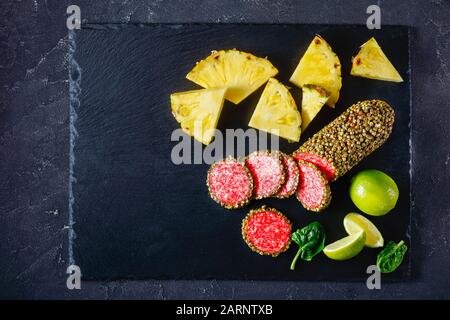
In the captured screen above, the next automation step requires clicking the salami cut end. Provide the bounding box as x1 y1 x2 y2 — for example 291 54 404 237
296 160 332 212
207 157 253 209
275 153 299 198
245 151 285 199
294 152 336 181
242 206 292 256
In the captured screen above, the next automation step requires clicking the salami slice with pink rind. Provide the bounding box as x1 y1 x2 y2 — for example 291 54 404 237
275 153 299 198
245 151 285 199
242 206 292 256
207 157 253 209
296 160 331 212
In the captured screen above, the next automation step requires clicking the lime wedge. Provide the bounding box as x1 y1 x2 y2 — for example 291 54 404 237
323 231 366 260
344 213 384 248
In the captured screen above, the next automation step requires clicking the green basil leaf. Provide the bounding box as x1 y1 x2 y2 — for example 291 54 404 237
376 240 408 273
290 222 326 270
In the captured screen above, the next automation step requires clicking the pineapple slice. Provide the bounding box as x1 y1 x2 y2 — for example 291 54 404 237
351 37 403 82
290 35 342 108
301 85 330 132
171 88 226 145
248 78 301 142
186 49 278 104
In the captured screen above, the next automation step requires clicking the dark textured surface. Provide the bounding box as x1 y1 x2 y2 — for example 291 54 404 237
0 0 449 299
72 24 410 281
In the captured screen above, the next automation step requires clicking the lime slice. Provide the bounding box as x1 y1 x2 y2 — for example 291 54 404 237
344 213 384 248
323 231 366 260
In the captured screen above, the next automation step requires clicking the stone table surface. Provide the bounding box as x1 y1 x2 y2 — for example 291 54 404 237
1 0 449 299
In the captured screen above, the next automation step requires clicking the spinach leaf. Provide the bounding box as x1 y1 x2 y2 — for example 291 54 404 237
376 240 408 273
290 222 326 270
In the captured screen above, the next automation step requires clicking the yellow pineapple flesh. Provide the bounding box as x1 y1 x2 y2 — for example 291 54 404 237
248 78 301 142
300 85 330 132
170 88 226 145
289 35 342 108
351 37 403 82
186 49 278 104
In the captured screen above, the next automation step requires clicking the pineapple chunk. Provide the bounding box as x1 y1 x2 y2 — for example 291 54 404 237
248 78 301 142
186 49 278 104
351 37 403 82
171 88 226 145
290 35 342 108
301 85 330 132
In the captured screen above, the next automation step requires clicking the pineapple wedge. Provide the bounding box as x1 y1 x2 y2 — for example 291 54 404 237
171 88 226 145
351 37 403 82
290 35 342 108
186 49 278 104
300 85 330 132
248 78 301 142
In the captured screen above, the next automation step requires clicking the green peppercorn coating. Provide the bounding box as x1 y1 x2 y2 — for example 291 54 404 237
293 100 395 181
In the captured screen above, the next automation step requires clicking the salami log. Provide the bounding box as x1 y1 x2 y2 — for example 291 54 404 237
293 100 395 181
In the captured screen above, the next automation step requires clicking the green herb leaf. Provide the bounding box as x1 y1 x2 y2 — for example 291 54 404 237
290 221 326 270
376 240 408 273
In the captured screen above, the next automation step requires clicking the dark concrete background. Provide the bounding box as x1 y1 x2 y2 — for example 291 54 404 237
0 0 449 299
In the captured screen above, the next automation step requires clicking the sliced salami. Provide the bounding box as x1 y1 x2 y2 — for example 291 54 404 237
207 157 253 209
245 151 285 199
242 206 292 256
296 160 331 212
275 153 299 198
293 152 335 181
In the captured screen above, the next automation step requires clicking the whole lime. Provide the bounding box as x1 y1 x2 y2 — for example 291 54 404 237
349 169 399 216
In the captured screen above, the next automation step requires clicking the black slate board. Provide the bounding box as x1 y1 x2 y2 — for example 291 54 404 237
71 24 411 281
